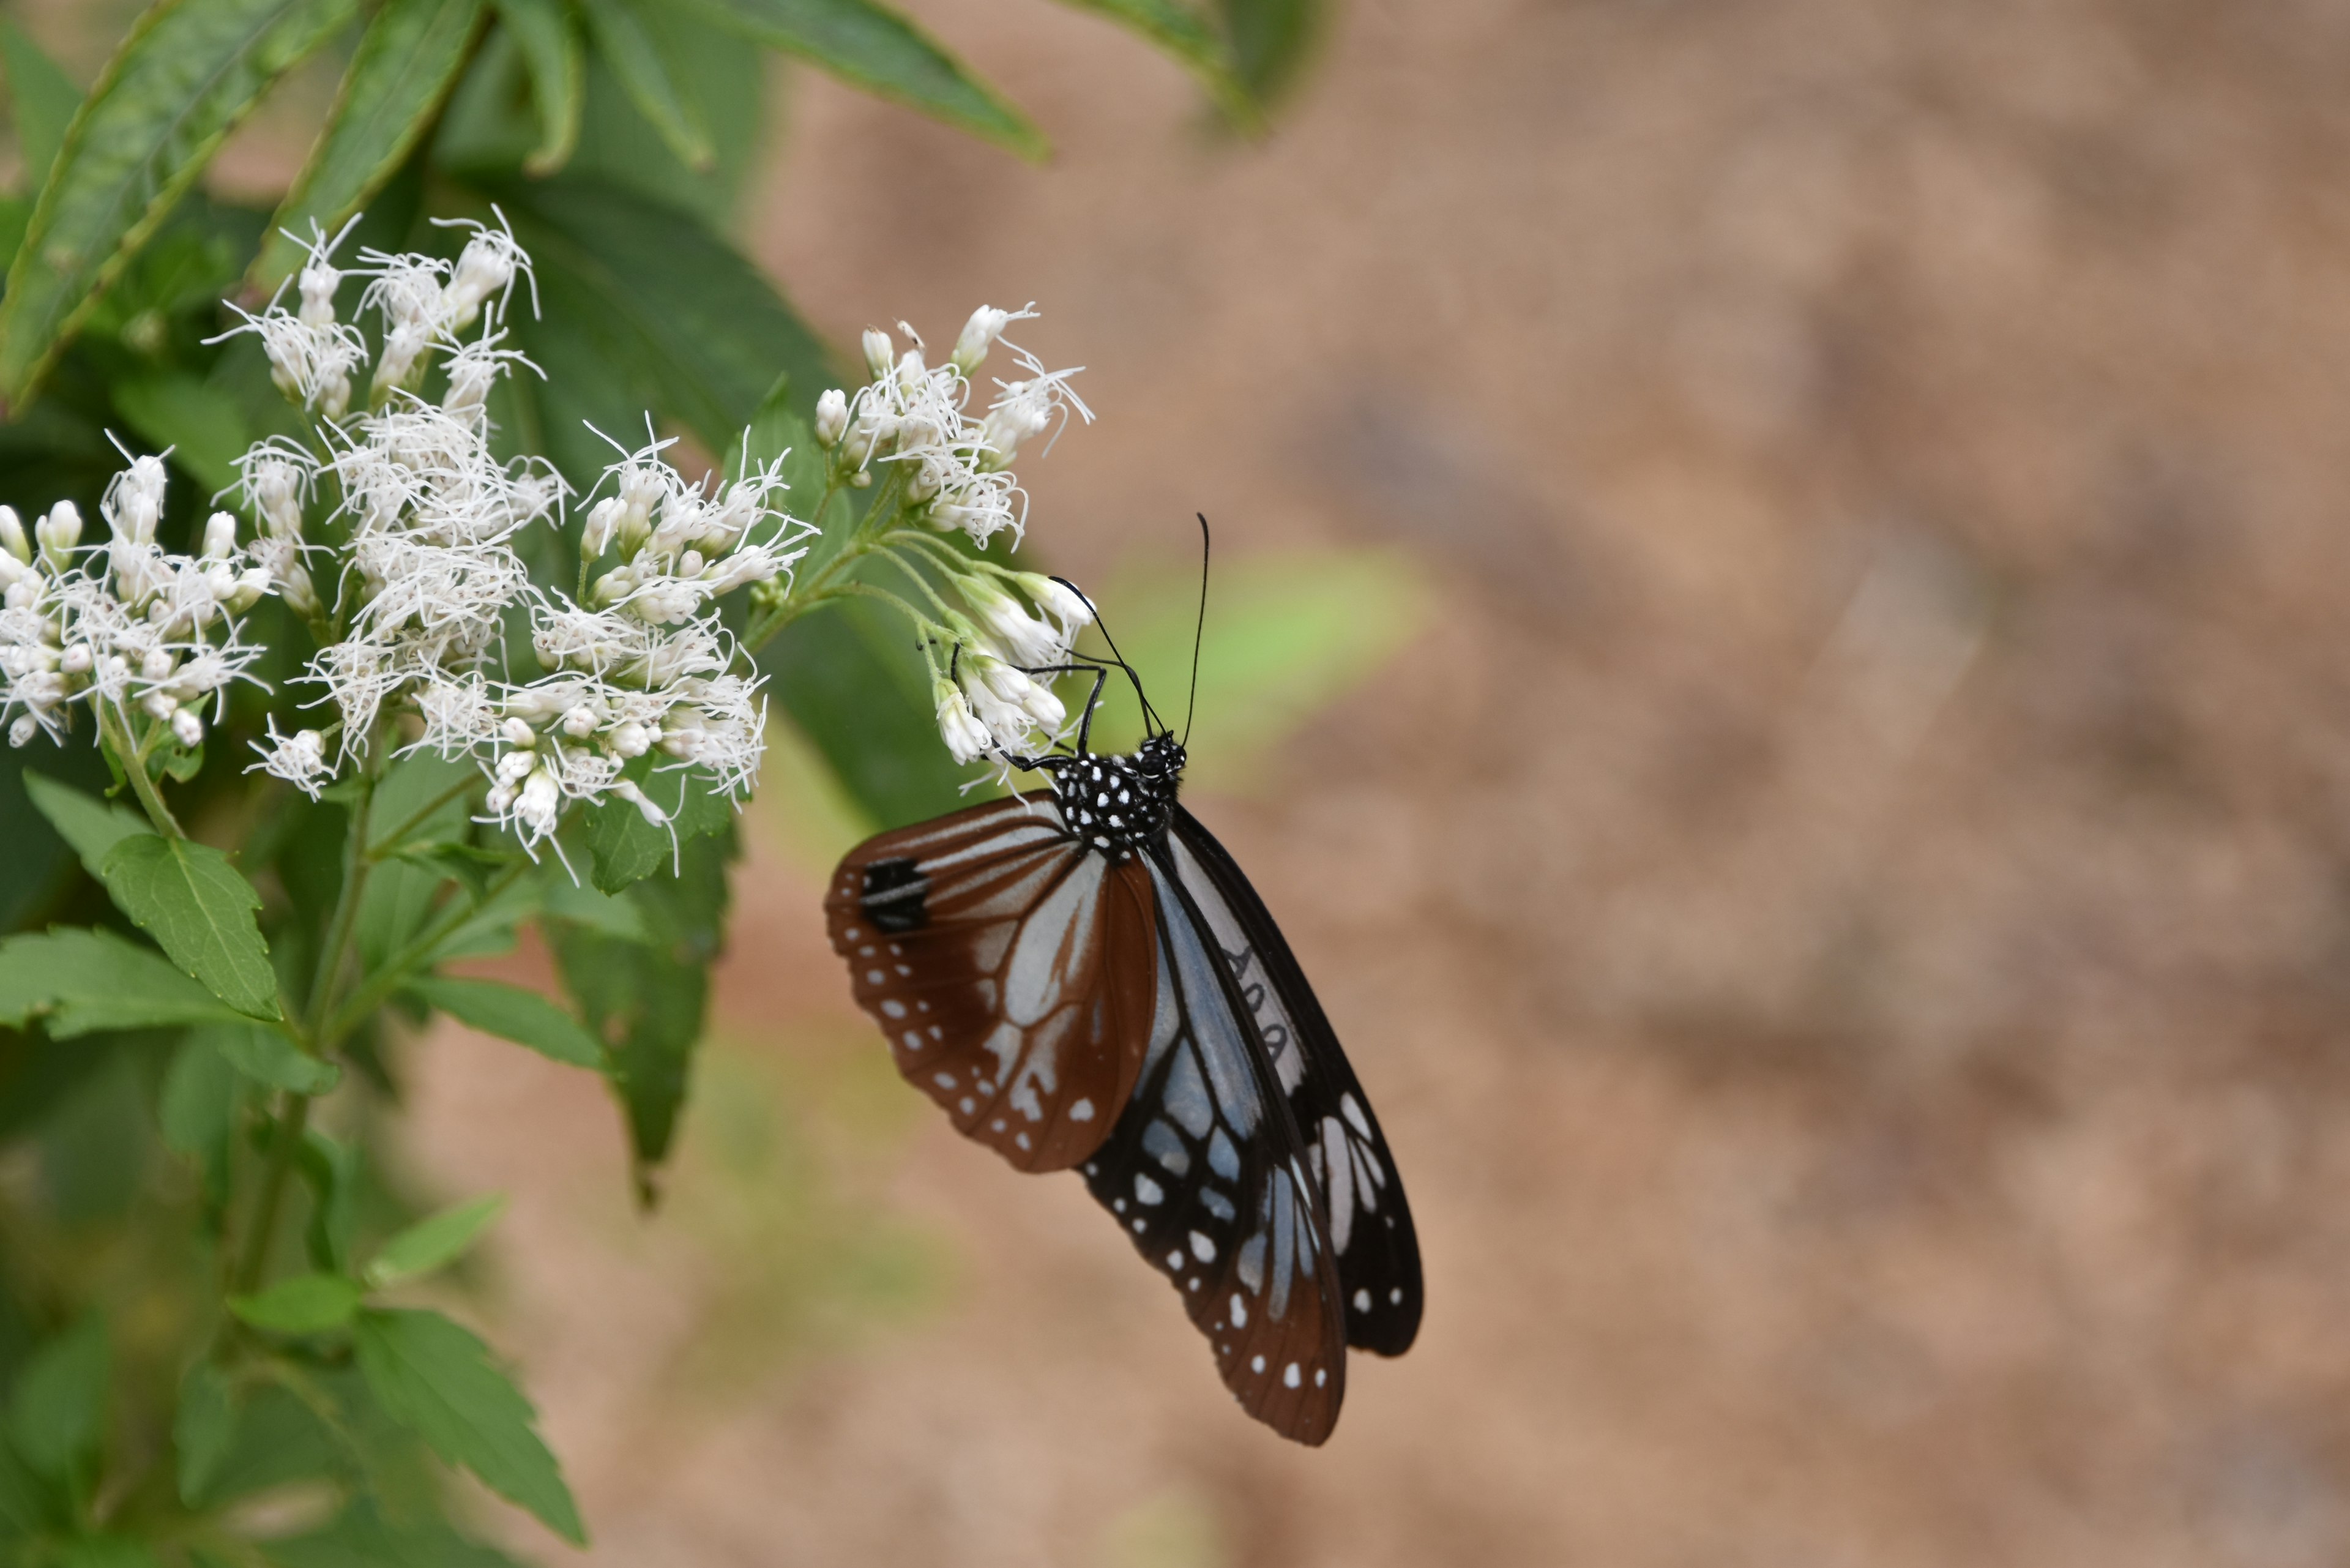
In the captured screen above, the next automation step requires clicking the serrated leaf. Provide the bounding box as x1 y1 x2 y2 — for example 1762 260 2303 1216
110 370 253 495
1048 0 1253 125
201 1021 339 1095
581 767 736 893
97 833 281 1018
674 0 1043 159
8 1314 108 1479
491 0 580 174
230 1274 364 1334
173 1361 237 1505
408 976 601 1068
20 769 151 875
576 0 712 170
353 1308 584 1544
492 174 834 466
252 0 489 289
365 1194 505 1288
0 0 365 402
1 22 84 193
261 1498 527 1568
0 927 250 1036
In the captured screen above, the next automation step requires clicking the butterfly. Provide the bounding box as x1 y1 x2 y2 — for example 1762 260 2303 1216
824 648 1422 1444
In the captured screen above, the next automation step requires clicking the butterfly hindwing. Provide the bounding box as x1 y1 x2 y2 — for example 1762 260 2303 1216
826 796 1158 1172
1167 807 1424 1355
1081 856 1348 1444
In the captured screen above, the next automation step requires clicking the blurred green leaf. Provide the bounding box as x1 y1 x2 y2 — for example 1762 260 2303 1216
1 23 84 195
419 871 539 965
576 0 711 168
7 1313 106 1479
0 0 364 403
0 928 252 1036
408 976 602 1068
353 1307 584 1544
159 1029 243 1211
201 1020 339 1094
1050 1 1252 125
262 1498 526 1568
565 6 764 228
492 0 580 174
297 1126 362 1272
677 0 1043 159
365 1193 505 1287
356 857 447 973
761 592 974 827
173 1361 236 1504
0 747 112 933
494 174 833 464
109 371 252 495
581 767 735 892
538 876 651 942
1084 546 1433 791
1217 0 1323 107
231 1273 364 1334
252 0 490 289
52 1536 157 1567
20 769 149 875
98 834 281 1019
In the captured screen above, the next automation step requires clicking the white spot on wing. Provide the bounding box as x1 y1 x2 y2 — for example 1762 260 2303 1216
1353 1288 1371 1313
1190 1231 1215 1263
1229 1293 1248 1328
1283 1363 1300 1389
1070 1097 1094 1122
1134 1174 1164 1206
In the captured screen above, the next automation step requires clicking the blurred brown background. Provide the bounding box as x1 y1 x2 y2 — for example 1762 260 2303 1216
394 1 2350 1562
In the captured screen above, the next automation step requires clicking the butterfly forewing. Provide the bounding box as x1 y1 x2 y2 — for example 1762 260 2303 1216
1166 807 1424 1356
826 795 1158 1172
1080 858 1349 1444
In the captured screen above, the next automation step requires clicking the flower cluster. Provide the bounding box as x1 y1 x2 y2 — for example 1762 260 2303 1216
409 436 805 846
0 457 272 750
813 305 1089 549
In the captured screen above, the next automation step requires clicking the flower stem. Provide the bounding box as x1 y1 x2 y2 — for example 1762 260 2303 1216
99 701 184 838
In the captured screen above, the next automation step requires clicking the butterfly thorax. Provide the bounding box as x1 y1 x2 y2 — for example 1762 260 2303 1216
1055 735 1185 861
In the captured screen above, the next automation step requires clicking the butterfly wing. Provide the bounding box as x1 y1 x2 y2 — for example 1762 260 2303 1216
826 794 1158 1173
1081 855 1349 1444
1166 807 1424 1355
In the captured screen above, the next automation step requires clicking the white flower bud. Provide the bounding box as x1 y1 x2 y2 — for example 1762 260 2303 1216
608 722 652 759
298 256 339 329
485 782 517 815
966 580 1067 666
202 511 238 560
36 501 81 564
9 715 35 747
0 506 26 563
141 646 176 682
561 703 600 739
501 716 537 748
278 562 318 619
228 568 270 614
496 749 536 784
143 690 179 722
60 644 91 676
582 496 625 558
814 388 849 447
612 778 668 827
934 679 993 764
171 708 204 747
1023 574 1096 636
863 327 895 381
952 306 1014 374
517 766 561 835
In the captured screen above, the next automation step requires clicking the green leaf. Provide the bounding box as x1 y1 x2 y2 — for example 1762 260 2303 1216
576 0 712 170
420 871 540 964
365 1194 505 1288
97 834 281 1019
562 4 762 228
252 0 489 290
1 22 84 193
297 1127 362 1273
0 927 250 1036
110 370 253 495
159 1030 244 1211
407 976 601 1069
201 1020 339 1094
51 1536 158 1568
262 1498 526 1568
492 0 580 174
538 875 651 942
493 173 834 468
8 1313 107 1479
229 1274 364 1334
581 767 736 893
352 1308 584 1544
173 1361 237 1505
760 592 974 827
356 857 448 972
1048 0 1252 125
367 749 476 855
20 769 150 875
0 0 365 403
1217 0 1322 107
674 0 1043 159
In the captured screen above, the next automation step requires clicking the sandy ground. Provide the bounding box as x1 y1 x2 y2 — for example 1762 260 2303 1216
399 1 2350 1563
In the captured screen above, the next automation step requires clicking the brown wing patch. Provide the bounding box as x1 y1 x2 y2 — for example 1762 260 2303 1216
826 796 1158 1173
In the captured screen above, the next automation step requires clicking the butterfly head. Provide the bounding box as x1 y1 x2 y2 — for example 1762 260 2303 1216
1054 735 1185 860
1135 732 1186 783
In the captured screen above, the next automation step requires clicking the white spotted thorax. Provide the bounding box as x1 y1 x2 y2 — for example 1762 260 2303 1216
1052 734 1185 861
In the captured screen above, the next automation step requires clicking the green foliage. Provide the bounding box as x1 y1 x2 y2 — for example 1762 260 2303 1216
353 1308 583 1544
0 0 1349 1553
0 0 362 401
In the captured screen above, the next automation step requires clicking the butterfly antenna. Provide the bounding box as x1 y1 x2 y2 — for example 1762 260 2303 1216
1051 576 1163 733
1182 514 1210 747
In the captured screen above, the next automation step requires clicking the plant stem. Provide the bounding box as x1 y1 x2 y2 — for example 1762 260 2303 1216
231 1094 310 1294
98 701 184 838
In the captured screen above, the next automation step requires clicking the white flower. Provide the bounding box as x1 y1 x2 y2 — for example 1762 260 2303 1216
951 304 1034 375
814 388 849 447
965 579 1069 666
863 327 895 381
934 678 993 764
1022 573 1097 640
